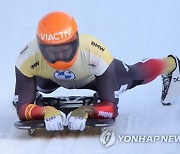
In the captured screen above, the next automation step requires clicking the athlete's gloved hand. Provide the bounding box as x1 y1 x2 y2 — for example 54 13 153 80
66 106 93 131
44 106 66 131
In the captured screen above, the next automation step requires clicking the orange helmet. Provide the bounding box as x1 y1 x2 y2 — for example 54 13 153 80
37 11 79 70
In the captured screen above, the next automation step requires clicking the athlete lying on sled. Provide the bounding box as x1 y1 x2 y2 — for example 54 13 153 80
14 11 180 131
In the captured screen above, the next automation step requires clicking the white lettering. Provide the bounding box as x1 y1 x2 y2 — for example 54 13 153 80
161 135 168 142
54 33 60 40
131 136 139 142
118 135 124 142
98 111 113 118
48 34 54 41
168 135 174 143
145 136 153 142
139 136 146 142
41 33 46 40
117 135 180 143
123 135 131 143
40 28 72 42
174 136 180 142
59 32 64 39
153 135 160 142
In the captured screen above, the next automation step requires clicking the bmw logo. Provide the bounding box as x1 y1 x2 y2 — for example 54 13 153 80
54 70 76 80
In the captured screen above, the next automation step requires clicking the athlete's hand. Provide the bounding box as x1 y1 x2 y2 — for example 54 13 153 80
44 106 66 131
66 106 93 131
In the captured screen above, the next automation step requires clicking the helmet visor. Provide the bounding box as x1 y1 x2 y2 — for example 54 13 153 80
38 38 79 63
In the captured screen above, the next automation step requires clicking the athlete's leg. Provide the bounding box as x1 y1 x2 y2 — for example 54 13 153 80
77 57 176 105
113 57 176 90
130 57 176 85
78 58 170 102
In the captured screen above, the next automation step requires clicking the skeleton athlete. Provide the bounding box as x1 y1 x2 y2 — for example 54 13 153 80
15 11 180 131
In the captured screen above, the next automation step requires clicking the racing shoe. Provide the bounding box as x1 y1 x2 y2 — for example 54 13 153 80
161 55 180 105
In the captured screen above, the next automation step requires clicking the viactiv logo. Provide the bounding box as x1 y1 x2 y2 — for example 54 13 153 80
40 28 72 42
99 129 116 148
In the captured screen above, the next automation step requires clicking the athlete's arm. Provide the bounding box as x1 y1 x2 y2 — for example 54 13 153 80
88 60 119 119
80 35 119 119
15 67 45 120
